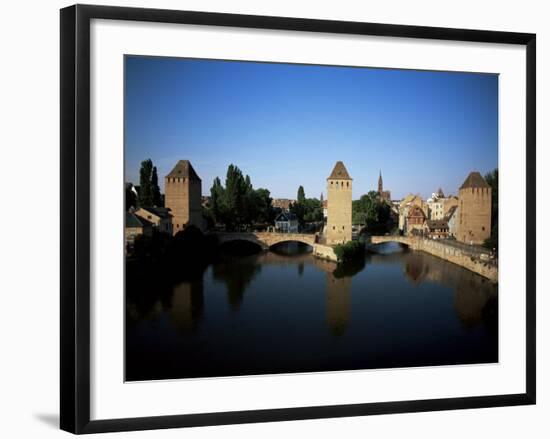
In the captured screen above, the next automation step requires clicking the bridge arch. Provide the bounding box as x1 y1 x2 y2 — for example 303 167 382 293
215 232 317 251
268 240 314 252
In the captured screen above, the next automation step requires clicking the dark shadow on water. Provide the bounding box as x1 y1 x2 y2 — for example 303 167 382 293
270 241 313 256
213 256 262 310
34 413 58 430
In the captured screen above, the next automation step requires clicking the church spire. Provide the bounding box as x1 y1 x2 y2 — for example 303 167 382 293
378 170 383 194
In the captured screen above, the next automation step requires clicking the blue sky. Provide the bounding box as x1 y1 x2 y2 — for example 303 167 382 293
125 56 498 200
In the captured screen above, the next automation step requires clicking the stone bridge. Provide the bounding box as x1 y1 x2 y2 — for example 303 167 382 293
370 235 414 246
215 232 317 250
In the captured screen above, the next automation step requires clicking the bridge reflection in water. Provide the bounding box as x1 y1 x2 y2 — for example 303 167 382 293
126 241 498 381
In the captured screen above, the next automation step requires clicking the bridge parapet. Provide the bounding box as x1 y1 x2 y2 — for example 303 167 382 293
215 232 317 249
370 235 413 246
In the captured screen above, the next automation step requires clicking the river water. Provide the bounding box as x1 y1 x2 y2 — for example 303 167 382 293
126 242 498 381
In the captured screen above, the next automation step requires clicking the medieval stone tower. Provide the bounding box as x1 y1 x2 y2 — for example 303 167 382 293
326 161 352 244
165 160 203 234
457 171 492 245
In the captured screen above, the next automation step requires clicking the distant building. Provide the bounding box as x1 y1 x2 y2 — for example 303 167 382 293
399 194 428 233
125 211 153 252
274 212 299 233
326 161 352 244
272 198 295 211
134 206 173 235
322 199 328 220
445 205 459 237
165 160 203 234
425 219 449 239
427 188 459 220
406 205 427 236
457 171 492 244
378 170 391 201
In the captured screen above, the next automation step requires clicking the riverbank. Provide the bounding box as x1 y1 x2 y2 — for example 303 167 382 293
367 237 498 283
313 237 498 283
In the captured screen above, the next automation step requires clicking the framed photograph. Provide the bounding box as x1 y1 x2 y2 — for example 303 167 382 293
60 4 536 434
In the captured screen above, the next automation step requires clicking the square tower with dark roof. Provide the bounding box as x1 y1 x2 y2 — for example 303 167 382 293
457 171 492 244
165 160 203 233
326 161 352 244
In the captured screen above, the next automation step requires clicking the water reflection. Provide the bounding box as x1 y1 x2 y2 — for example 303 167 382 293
126 241 498 381
326 273 351 336
170 281 204 334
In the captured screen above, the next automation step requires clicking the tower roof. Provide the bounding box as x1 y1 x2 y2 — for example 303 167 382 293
327 161 352 180
166 160 201 181
460 171 489 189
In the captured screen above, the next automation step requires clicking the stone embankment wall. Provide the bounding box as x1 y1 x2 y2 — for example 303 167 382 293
369 236 498 283
313 244 338 262
410 238 498 283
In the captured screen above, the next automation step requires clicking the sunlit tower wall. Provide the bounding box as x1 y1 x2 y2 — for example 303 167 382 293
165 160 203 234
457 171 492 245
326 161 352 245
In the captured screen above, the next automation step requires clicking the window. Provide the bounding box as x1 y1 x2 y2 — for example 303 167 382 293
342 226 345 230
333 226 335 230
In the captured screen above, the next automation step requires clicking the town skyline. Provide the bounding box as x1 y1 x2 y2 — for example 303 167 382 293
125 56 498 200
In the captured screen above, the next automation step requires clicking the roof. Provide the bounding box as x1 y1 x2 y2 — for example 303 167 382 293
327 161 352 180
460 171 490 189
275 212 297 222
407 206 426 218
426 219 449 230
126 212 153 228
445 205 458 220
138 206 172 219
165 160 201 181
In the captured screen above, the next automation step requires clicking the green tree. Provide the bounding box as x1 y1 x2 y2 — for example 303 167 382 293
297 186 306 204
138 159 154 206
483 169 499 252
303 198 323 223
151 166 162 206
125 185 138 210
209 164 275 231
352 191 392 234
252 188 274 224
210 177 225 223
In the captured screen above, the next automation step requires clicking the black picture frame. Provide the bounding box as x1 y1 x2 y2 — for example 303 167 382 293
60 4 536 434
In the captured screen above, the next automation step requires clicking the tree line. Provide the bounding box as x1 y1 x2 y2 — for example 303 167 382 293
483 169 498 252
208 164 274 231
126 159 163 209
352 191 393 234
289 185 324 226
